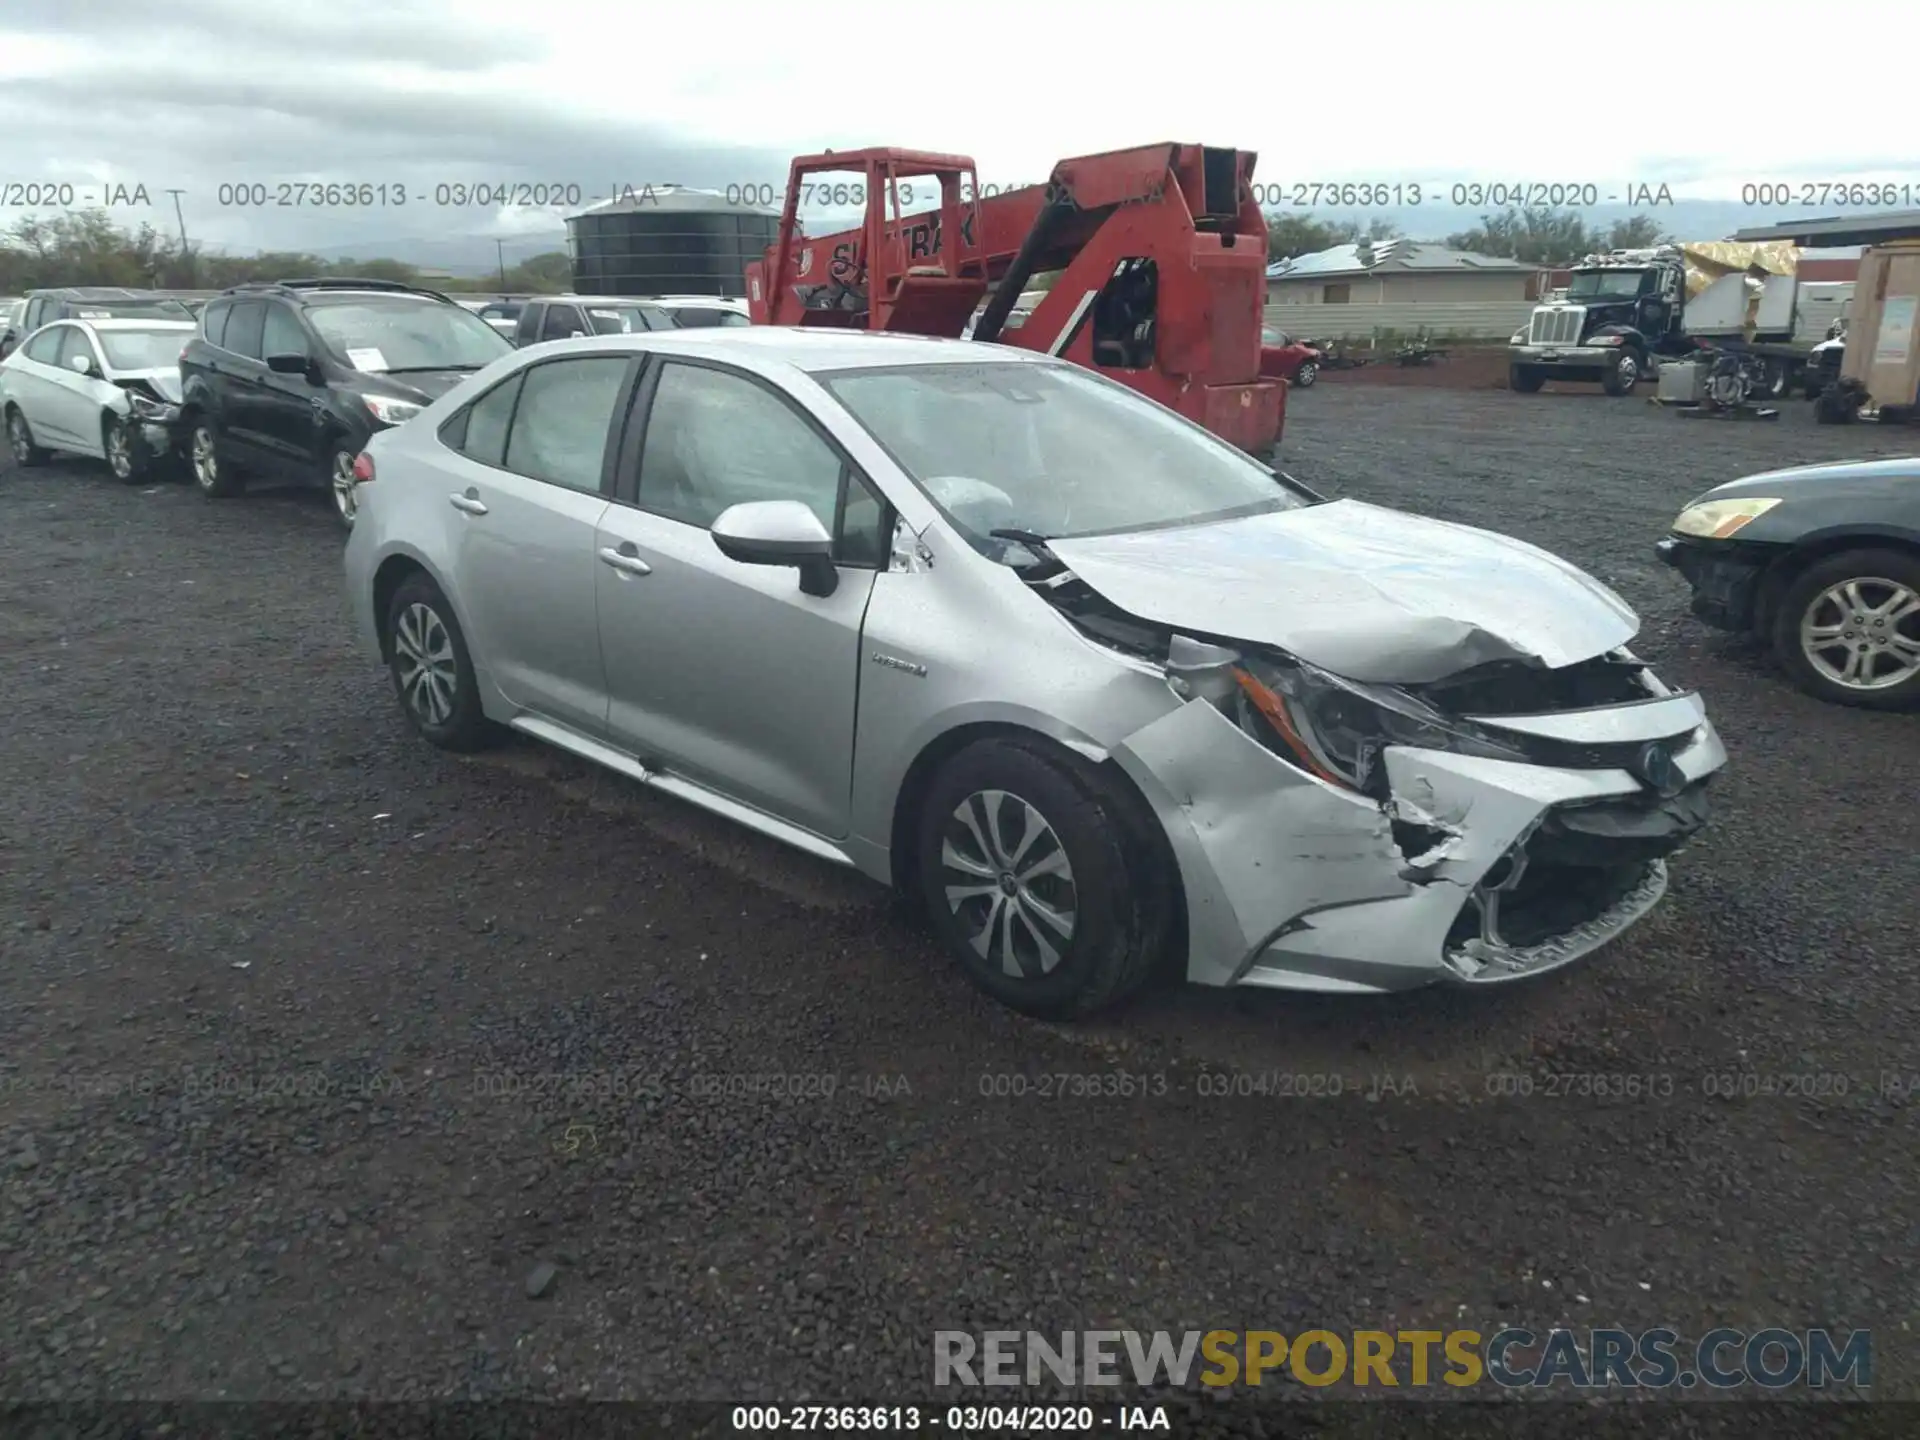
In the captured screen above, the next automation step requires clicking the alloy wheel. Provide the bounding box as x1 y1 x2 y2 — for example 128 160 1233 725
393 601 458 726
938 789 1078 978
1617 354 1639 386
8 413 30 466
1800 577 1920 691
190 426 218 491
106 422 132 479
331 451 358 525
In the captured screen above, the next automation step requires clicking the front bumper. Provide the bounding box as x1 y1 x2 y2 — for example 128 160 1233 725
1510 343 1612 374
1113 692 1725 995
1656 535 1770 632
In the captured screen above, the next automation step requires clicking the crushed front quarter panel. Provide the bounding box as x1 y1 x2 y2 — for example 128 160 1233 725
1113 694 1728 995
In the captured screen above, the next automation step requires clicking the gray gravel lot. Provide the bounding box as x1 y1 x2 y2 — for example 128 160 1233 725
2 385 1917 1419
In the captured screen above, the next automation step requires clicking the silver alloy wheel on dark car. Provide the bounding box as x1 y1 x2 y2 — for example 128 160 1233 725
393 601 458 727
938 789 1078 978
1799 576 1920 692
330 450 358 526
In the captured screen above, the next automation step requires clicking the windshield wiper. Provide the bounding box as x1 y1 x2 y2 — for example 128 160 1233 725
382 363 484 374
989 527 1055 546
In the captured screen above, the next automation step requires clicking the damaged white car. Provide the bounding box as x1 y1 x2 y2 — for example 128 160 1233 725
344 330 1725 1020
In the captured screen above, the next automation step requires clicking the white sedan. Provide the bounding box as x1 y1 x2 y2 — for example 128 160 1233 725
1 317 195 482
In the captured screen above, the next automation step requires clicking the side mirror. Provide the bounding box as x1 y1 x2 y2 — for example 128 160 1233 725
67 352 95 375
266 351 313 378
710 500 838 597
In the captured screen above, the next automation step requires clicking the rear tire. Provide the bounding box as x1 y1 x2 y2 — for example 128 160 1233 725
385 572 496 752
1769 548 1920 711
915 738 1169 1020
6 406 49 467
1509 365 1545 393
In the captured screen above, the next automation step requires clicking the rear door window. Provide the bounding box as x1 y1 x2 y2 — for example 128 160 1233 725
502 357 627 492
223 301 266 360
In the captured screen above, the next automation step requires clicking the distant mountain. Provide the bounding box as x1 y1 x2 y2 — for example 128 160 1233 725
302 231 571 275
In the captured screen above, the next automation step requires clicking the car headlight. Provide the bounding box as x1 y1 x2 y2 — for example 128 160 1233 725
126 391 178 420
363 394 423 425
1228 655 1530 794
1671 496 1782 539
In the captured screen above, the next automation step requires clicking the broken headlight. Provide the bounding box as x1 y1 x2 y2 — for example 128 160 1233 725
1229 656 1531 794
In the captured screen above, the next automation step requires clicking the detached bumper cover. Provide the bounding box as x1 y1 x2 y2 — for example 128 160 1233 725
1112 691 1725 995
1657 535 1769 631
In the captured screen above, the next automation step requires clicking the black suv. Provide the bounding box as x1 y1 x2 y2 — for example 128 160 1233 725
510 296 678 346
178 278 512 528
0 287 195 360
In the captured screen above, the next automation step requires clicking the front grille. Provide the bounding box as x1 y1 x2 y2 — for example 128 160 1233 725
1449 861 1651 950
1529 308 1584 346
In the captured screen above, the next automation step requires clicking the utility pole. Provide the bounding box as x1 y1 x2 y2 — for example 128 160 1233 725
167 188 193 285
496 239 508 291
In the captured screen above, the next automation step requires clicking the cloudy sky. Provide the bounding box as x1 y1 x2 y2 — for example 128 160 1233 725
3 0 1916 263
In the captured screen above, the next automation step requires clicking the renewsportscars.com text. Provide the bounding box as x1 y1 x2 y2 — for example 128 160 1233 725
934 1327 1871 1390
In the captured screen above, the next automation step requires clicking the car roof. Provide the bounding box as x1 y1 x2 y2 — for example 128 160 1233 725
525 327 1048 375
80 317 197 331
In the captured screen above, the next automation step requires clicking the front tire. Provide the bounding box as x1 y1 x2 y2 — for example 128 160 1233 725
915 738 1168 1020
1601 348 1642 395
385 572 495 751
1770 548 1920 711
188 417 245 497
6 406 49 467
102 414 151 485
1292 360 1318 388
1509 365 1544 393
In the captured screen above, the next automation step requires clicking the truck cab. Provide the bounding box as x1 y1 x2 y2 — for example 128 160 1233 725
1509 248 1686 395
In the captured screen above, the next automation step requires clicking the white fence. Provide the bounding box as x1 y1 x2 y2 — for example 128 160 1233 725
1264 300 1536 343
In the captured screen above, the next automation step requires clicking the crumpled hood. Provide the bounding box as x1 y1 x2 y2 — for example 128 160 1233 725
1045 498 1639 684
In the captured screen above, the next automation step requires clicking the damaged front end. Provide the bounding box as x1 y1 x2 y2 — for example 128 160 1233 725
1017 553 1725 994
110 376 186 455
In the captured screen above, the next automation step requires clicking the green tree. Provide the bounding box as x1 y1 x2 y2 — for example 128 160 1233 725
1445 206 1593 264
1265 213 1399 262
1604 214 1670 249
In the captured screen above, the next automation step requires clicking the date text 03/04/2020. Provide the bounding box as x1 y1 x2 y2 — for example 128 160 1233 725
729 1405 1171 1432
1248 181 1676 208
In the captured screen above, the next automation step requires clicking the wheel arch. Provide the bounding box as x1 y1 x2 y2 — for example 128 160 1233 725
1753 530 1920 637
370 546 466 664
884 718 1188 974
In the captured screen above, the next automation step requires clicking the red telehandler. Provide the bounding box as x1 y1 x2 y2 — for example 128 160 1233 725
743 143 1285 452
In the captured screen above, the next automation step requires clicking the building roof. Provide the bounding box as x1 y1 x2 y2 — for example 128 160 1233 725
1266 239 1538 280
565 183 780 221
1731 210 1920 247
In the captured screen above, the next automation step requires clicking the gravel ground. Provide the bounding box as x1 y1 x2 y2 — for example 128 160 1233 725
2 388 1917 1422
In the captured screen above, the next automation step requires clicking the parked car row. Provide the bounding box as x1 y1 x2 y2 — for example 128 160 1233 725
0 279 755 525
0 286 202 361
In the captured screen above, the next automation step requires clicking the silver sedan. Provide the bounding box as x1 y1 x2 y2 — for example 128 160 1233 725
344 329 1726 1018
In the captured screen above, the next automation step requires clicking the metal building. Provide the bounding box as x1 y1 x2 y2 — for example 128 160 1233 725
565 185 781 299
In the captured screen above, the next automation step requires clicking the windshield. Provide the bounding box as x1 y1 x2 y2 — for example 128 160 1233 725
823 362 1306 546
584 303 669 335
1262 328 1289 345
1566 270 1648 300
98 327 192 370
306 297 512 371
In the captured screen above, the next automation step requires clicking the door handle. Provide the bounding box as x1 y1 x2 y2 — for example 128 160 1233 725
449 489 489 516
598 545 652 576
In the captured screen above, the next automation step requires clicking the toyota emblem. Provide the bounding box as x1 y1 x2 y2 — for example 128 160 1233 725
1633 741 1680 796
